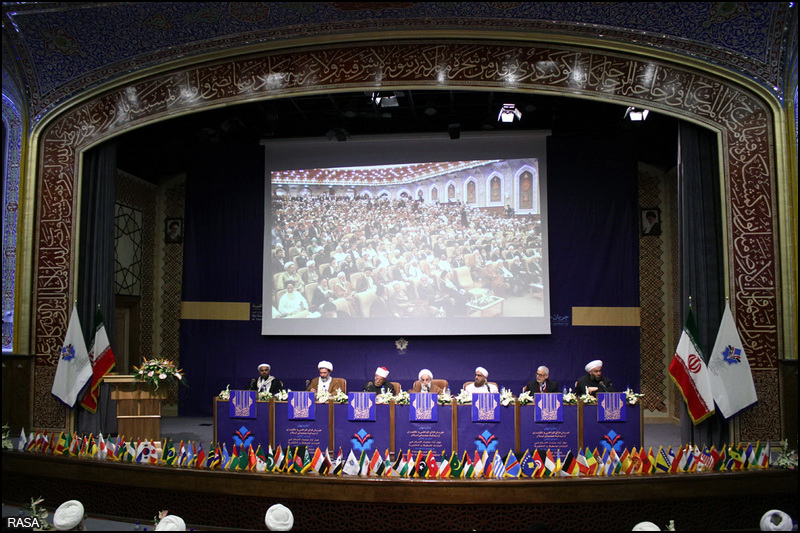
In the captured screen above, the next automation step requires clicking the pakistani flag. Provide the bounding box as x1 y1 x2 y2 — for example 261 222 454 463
669 306 715 424
52 304 93 407
708 303 757 418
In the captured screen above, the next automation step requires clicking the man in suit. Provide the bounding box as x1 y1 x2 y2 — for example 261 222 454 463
524 365 558 394
307 360 346 395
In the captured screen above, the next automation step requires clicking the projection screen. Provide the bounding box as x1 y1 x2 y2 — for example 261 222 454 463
262 131 551 335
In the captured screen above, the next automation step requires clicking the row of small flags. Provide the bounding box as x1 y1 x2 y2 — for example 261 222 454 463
16 428 770 477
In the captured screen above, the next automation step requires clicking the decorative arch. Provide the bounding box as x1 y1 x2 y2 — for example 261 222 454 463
397 187 413 200
514 165 538 213
445 180 458 203
463 177 478 205
23 39 783 441
430 186 439 203
358 189 374 199
486 173 504 206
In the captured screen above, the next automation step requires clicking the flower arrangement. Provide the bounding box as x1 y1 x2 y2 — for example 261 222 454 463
579 393 598 405
134 358 186 390
455 389 472 404
437 390 453 405
394 390 411 405
772 440 798 469
218 385 230 401
2 424 12 451
29 497 48 528
624 388 645 405
561 389 578 405
316 389 349 404
517 391 534 405
500 388 516 407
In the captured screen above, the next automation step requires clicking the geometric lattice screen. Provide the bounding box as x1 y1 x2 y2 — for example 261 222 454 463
115 203 143 296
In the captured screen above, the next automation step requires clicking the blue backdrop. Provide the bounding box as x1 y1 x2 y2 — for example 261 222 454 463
179 137 640 417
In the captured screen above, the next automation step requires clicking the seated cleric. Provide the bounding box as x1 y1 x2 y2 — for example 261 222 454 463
307 360 346 395
575 359 614 397
464 366 499 393
249 363 283 395
410 369 442 394
363 366 395 395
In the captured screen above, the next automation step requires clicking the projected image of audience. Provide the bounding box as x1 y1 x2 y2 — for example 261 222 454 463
268 159 545 320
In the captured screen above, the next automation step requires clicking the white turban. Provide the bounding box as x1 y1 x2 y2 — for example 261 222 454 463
375 367 389 378
632 522 661 531
265 504 294 531
418 369 433 380
585 360 603 373
258 363 271 370
760 510 793 531
318 360 333 372
475 366 489 378
155 515 186 531
53 500 84 531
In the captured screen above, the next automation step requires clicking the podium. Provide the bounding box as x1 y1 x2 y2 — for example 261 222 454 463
107 375 167 441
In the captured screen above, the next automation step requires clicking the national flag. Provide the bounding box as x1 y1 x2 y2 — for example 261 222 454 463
711 445 724 471
491 451 506 478
571 449 587 476
174 440 185 466
357 451 369 476
543 450 556 477
449 451 464 478
655 446 670 473
383 449 394 477
425 451 439 478
697 446 714 472
247 445 257 471
135 440 154 463
210 443 223 470
482 450 492 478
755 442 770 469
52 304 93 408
416 451 429 478
226 444 239 470
439 452 452 478
308 448 325 474
196 443 207 468
684 445 698 472
643 447 655 474
519 450 535 478
342 450 360 476
38 431 50 454
271 445 282 472
744 443 755 469
530 450 545 478
584 448 599 476
670 306 716 424
728 444 744 470
670 445 685 474
390 451 404 478
148 440 159 465
561 450 578 476
331 448 344 476
253 444 266 472
239 443 250 472
263 445 274 472
504 451 521 478
18 429 28 452
204 444 217 468
629 448 643 474
163 439 178 466
369 450 384 477
708 303 757 418
185 441 196 467
462 451 475 479
54 432 67 455
97 433 107 460
80 310 116 412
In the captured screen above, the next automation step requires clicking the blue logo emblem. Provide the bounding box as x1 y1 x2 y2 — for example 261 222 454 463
61 345 76 361
233 426 254 449
600 430 624 454
350 428 374 452
722 345 742 365
475 430 499 453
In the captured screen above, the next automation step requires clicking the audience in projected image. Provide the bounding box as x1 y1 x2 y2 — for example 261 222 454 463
269 194 543 318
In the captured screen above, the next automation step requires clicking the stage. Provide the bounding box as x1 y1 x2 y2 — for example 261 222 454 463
3 451 796 531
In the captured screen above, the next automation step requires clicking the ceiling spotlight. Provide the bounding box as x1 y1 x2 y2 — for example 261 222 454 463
498 103 522 123
624 106 650 121
371 92 399 107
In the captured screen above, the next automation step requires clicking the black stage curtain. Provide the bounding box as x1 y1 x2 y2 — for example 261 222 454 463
677 121 725 447
76 141 118 435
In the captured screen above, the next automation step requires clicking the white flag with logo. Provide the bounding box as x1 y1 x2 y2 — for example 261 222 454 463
708 303 757 418
51 304 92 407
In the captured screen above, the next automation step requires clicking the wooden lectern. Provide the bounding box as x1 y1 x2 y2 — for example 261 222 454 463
107 375 167 441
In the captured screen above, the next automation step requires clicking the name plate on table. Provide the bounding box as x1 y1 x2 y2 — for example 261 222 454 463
229 390 256 419
348 392 376 421
534 393 563 423
472 393 500 422
288 391 316 420
598 393 626 422
410 393 438 422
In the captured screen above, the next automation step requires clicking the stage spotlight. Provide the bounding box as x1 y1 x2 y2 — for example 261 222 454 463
624 106 650 121
371 92 399 107
325 128 349 142
498 103 522 122
448 123 461 140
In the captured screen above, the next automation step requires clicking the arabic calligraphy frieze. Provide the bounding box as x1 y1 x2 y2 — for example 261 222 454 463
31 40 779 431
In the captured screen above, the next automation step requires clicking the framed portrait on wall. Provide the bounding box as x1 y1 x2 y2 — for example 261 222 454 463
165 218 183 244
641 208 661 236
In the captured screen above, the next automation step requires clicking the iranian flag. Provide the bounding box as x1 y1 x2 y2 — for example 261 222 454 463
669 307 715 424
80 310 116 412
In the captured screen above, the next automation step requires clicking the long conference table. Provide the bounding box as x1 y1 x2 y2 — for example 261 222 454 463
214 391 642 458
